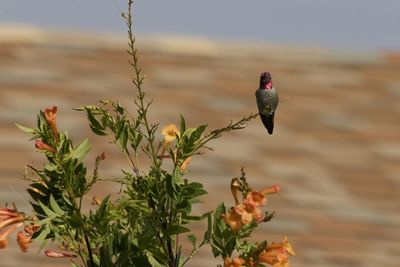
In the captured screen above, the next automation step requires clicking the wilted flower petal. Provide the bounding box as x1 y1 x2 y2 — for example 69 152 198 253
91 196 102 205
16 231 31 252
230 178 241 205
24 223 40 235
179 156 192 172
45 249 77 258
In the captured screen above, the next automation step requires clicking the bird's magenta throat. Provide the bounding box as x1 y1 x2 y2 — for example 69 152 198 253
264 81 273 90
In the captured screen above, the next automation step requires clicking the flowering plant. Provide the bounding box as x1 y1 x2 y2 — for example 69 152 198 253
1 1 294 266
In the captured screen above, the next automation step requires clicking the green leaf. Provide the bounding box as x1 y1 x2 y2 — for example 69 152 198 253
32 224 50 245
175 199 191 213
27 188 45 203
179 114 186 133
202 212 212 246
164 225 190 237
192 124 208 140
165 173 177 199
90 124 107 136
49 195 65 215
95 195 110 222
187 234 196 248
69 214 83 228
15 123 36 134
85 107 106 135
115 102 124 115
71 138 90 162
38 201 58 218
146 250 166 267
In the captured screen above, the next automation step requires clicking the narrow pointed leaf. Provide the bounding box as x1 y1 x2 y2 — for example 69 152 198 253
71 139 90 162
164 226 190 237
15 123 36 134
49 195 65 215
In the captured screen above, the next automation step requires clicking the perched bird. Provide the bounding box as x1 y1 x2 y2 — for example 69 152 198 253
255 72 279 134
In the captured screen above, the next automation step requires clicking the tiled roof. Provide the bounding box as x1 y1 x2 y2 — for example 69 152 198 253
1 27 399 267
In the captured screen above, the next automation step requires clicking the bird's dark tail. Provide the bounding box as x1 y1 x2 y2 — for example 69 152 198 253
260 113 274 134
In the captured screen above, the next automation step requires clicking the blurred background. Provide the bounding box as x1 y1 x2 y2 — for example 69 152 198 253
0 1 399 266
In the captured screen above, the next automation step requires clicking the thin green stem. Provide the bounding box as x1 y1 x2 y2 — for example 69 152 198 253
125 0 160 170
83 230 95 267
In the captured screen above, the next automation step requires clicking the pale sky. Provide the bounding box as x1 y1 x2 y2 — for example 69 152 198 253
1 0 399 51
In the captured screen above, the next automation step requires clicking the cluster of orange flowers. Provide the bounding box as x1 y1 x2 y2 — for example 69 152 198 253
223 184 280 231
0 207 31 251
224 237 295 267
222 183 295 267
1 106 80 259
0 205 77 258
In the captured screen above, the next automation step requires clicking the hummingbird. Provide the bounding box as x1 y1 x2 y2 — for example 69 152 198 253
255 72 279 134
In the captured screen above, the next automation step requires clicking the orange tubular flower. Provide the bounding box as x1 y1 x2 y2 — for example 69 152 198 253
224 257 246 267
0 207 19 216
234 204 255 224
222 207 243 231
16 223 40 252
35 140 56 153
261 184 280 195
44 106 59 141
45 249 77 258
0 207 25 250
244 191 267 207
258 237 295 267
16 231 31 252
0 222 23 249
0 214 25 231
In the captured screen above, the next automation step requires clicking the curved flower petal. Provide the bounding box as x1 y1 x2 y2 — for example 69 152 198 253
161 124 180 144
16 231 31 252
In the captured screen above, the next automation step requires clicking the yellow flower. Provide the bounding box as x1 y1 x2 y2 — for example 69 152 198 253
258 237 295 267
161 124 180 144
